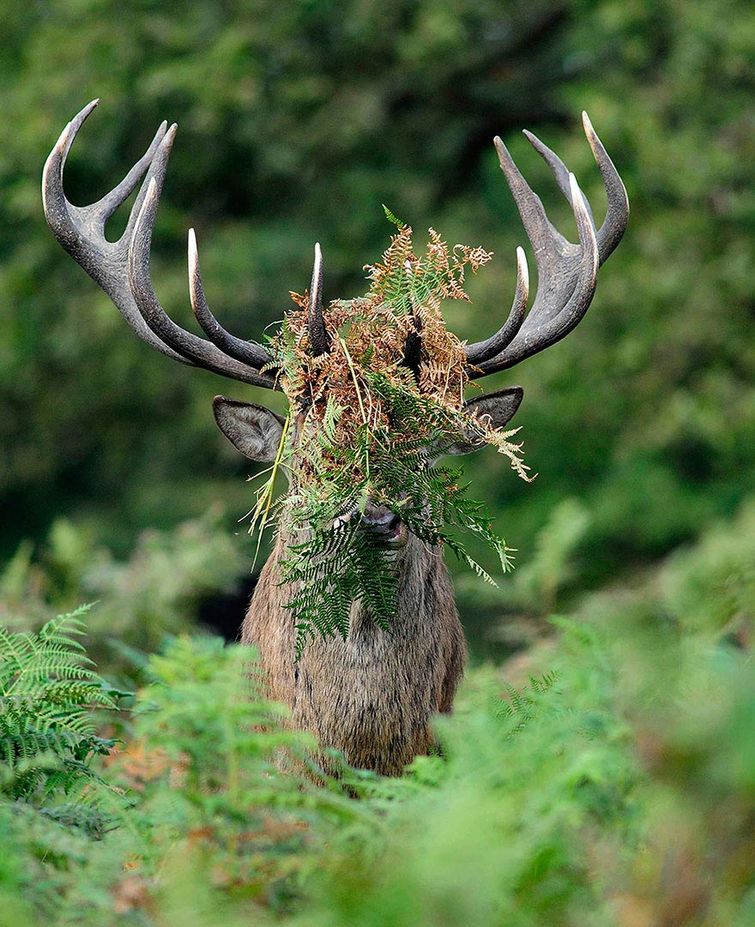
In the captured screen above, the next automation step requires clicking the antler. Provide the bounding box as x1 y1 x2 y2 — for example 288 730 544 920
308 242 330 357
466 112 628 378
43 103 626 392
42 100 279 388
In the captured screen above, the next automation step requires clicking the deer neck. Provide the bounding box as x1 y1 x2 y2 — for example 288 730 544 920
245 523 466 775
261 527 453 627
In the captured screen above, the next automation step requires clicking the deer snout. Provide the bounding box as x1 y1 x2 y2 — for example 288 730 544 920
360 503 408 549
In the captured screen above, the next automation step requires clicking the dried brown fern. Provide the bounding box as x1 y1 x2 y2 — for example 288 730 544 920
259 215 530 649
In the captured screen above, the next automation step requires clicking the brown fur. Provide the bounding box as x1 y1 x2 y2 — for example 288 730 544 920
241 530 466 776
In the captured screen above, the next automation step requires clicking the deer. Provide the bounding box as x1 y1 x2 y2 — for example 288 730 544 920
43 101 628 775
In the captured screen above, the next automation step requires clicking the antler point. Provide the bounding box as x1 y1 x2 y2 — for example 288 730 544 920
515 246 530 292
54 123 72 154
568 172 588 213
582 111 599 148
187 228 198 265
493 136 514 170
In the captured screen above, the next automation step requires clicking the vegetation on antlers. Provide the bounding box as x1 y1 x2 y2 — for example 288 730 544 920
252 216 530 653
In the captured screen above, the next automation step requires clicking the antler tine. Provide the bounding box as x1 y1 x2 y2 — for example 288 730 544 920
464 246 529 366
128 161 276 388
467 120 622 379
44 101 277 388
522 129 597 230
308 242 330 357
473 170 598 377
522 114 628 263
93 122 171 233
42 100 184 360
188 229 274 370
581 112 629 261
541 173 599 334
493 134 570 277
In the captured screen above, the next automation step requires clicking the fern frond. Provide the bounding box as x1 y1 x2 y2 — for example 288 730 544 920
0 608 126 803
257 214 522 654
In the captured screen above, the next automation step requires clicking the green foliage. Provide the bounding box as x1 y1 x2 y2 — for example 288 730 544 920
2 507 752 925
0 633 366 925
0 607 124 833
115 636 363 917
278 377 516 654
2 0 751 592
259 220 518 652
512 498 591 612
0 509 248 667
658 498 755 636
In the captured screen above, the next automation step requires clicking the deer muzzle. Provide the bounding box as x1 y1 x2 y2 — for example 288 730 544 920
333 503 408 549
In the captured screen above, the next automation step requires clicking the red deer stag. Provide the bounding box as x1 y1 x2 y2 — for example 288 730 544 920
43 101 628 775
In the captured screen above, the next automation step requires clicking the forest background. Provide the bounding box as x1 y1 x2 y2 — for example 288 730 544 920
1 0 751 641
0 2 752 924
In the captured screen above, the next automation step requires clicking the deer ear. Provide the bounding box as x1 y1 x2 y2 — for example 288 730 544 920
441 386 524 457
213 396 285 463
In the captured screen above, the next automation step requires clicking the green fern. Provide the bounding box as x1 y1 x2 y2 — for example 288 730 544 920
0 606 126 814
257 216 519 655
268 374 516 656
497 672 561 736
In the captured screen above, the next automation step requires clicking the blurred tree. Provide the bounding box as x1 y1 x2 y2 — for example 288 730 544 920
0 0 752 594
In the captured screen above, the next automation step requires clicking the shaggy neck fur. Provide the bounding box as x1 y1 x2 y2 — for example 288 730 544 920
241 531 466 775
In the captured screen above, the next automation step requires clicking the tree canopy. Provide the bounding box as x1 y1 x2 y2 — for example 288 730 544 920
1 0 752 597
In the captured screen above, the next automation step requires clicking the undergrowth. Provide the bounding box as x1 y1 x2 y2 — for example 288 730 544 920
1 499 752 926
0 605 127 837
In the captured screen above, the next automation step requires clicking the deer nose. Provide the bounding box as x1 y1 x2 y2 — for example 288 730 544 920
363 509 400 532
360 504 407 548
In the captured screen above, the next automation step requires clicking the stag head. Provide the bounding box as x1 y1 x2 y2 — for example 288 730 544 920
43 101 628 548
